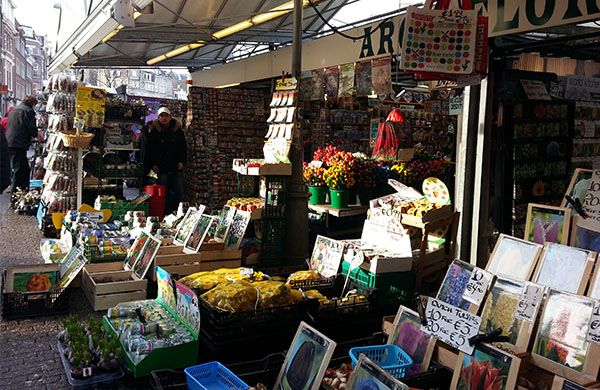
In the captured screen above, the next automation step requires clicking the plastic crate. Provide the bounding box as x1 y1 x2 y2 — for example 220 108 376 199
185 362 248 390
401 362 453 390
349 344 413 380
287 276 337 290
97 200 149 219
83 244 127 263
227 353 285 389
150 369 188 390
57 341 125 387
311 274 379 322
263 176 287 219
341 262 415 306
1 271 69 320
259 219 286 266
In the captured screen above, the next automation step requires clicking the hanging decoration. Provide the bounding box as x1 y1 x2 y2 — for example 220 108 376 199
372 56 393 95
372 108 414 162
324 66 339 99
338 63 355 98
310 69 324 101
355 60 372 97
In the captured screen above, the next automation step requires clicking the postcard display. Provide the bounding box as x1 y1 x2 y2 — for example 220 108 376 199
102 266 199 377
184 87 266 210
39 74 79 230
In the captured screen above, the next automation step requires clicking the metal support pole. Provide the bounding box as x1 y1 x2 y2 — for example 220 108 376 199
285 0 309 265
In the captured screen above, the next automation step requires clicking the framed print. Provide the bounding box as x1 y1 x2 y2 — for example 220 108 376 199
560 169 592 208
183 215 216 254
173 206 199 246
346 354 408 390
571 218 600 253
532 289 600 385
214 205 237 243
533 243 595 295
436 260 475 312
131 233 161 280
524 204 571 245
387 305 435 375
486 234 543 281
124 232 150 270
224 211 251 251
550 375 599 390
479 275 542 355
274 321 336 390
451 344 520 390
4 264 59 292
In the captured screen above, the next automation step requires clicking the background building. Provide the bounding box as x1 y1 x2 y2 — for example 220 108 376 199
87 68 188 100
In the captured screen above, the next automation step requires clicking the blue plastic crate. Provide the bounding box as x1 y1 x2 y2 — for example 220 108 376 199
185 362 249 390
349 344 413 380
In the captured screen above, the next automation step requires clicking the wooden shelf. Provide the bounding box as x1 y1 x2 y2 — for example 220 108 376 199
308 203 369 217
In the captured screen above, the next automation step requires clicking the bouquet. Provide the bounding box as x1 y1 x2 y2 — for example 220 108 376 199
303 164 326 187
323 164 355 190
353 159 377 190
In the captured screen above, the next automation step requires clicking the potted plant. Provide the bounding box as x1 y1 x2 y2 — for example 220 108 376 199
303 164 327 205
323 163 356 209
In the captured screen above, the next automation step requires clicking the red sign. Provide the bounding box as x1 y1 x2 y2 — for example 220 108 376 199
0 85 8 94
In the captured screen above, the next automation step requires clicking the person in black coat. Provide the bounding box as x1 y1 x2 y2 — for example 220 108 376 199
146 107 187 214
6 96 38 192
1 128 10 193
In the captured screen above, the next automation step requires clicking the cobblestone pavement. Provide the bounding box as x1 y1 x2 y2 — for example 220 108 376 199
0 192 151 389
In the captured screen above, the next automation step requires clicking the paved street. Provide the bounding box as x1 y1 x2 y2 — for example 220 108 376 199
0 192 150 389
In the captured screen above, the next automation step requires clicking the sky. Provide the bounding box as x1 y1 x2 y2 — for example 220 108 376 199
13 0 64 42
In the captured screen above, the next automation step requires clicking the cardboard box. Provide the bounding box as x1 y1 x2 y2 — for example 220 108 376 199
361 255 412 273
382 315 395 335
82 262 147 311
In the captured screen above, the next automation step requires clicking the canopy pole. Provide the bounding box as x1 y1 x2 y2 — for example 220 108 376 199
286 0 309 265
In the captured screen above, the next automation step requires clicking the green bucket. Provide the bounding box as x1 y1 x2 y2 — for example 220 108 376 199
330 189 349 209
309 186 327 205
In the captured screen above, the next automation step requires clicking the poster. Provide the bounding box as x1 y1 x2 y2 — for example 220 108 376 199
175 280 200 336
324 66 339 99
401 7 477 75
372 56 392 95
309 235 345 277
183 215 216 254
224 211 251 251
355 60 372 96
155 266 176 313
311 69 324 101
299 71 313 102
131 234 161 280
75 86 107 128
338 63 355 98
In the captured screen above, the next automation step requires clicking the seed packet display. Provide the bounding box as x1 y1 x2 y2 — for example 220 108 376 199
532 243 595 295
436 260 475 312
173 206 199 246
347 354 408 390
532 289 600 385
388 305 435 376
224 211 251 251
131 234 161 280
214 205 236 243
183 215 216 254
485 234 543 281
450 344 521 390
479 275 542 355
274 321 336 390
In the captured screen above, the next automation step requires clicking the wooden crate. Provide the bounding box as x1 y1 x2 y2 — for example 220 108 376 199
82 263 147 311
401 204 453 228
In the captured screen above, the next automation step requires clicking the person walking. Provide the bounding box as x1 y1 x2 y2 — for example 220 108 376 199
146 107 187 214
6 96 38 192
1 106 15 134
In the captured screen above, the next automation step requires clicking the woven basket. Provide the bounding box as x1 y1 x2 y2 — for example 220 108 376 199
60 129 94 148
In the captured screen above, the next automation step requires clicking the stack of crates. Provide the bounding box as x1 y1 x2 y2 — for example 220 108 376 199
259 176 287 267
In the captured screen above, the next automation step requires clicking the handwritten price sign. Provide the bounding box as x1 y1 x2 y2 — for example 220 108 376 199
587 301 600 343
421 297 481 355
583 170 600 224
462 267 492 306
514 282 544 322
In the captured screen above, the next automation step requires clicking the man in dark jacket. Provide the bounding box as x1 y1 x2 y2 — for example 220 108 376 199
6 96 38 192
146 107 187 214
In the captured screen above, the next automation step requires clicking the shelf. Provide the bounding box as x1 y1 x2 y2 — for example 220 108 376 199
308 203 369 217
103 146 140 151
311 122 370 126
381 100 425 105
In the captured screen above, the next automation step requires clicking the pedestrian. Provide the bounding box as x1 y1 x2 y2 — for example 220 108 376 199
1 106 14 134
1 128 10 193
6 96 38 192
146 107 187 214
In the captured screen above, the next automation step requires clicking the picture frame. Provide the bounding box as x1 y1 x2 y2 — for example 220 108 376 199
346 354 408 390
309 235 346 277
436 260 475 312
131 233 161 280
532 289 600 385
274 321 336 390
123 232 151 270
524 204 571 245
479 275 543 356
560 168 593 209
387 305 436 375
570 218 600 253
183 215 216 254
586 258 600 299
224 211 251 251
551 375 600 390
4 264 60 293
214 205 237 243
532 243 595 295
485 234 543 281
173 206 199 246
451 344 521 390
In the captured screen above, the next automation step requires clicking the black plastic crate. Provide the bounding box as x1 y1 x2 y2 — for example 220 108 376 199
288 275 337 290
1 271 69 320
263 176 287 219
401 362 453 390
149 369 187 390
259 219 286 266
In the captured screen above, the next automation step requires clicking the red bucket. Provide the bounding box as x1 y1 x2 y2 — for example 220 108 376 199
144 185 166 220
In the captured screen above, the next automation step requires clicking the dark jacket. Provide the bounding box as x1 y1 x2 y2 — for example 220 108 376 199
1 129 10 193
6 103 37 150
146 118 187 175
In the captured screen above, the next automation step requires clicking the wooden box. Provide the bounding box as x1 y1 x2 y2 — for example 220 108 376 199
82 263 147 311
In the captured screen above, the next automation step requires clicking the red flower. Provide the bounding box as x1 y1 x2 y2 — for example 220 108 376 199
460 358 506 390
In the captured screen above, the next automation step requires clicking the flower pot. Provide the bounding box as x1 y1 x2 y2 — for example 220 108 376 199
330 189 349 209
358 188 373 206
308 186 327 205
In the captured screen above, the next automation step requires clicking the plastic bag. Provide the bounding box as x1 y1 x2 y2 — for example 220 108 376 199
201 281 258 312
252 281 302 309
287 270 321 282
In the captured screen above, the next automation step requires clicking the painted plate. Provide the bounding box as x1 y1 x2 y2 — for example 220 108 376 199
422 177 451 205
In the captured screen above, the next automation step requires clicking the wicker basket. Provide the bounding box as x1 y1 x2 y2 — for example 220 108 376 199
60 129 94 148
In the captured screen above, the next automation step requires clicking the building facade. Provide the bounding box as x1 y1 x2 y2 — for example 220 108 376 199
22 25 48 94
91 68 188 100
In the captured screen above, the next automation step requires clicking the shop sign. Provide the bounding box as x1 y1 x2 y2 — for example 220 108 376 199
0 85 8 94
477 0 600 37
449 95 463 115
275 77 298 91
564 75 600 102
582 169 600 229
427 80 459 90
520 79 551 100
358 19 403 59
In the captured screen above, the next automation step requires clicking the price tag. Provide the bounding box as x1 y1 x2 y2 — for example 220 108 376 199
310 160 323 168
344 248 364 271
82 367 92 378
514 282 544 322
421 297 481 355
462 267 492 306
587 301 600 343
449 95 463 115
239 268 254 278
